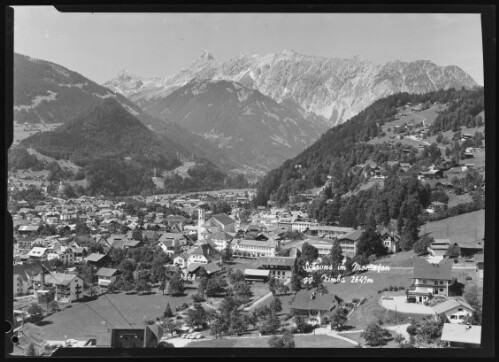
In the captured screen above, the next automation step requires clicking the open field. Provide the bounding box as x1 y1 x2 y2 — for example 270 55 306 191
37 291 194 340
420 209 485 244
13 122 63 145
185 334 355 348
323 270 414 303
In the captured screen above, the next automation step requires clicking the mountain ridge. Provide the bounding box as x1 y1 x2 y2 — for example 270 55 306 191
103 50 478 127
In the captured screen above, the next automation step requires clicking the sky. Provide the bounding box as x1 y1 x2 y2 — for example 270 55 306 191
13 7 484 85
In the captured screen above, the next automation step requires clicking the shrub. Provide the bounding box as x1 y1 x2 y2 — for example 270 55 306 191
465 276 472 281
454 259 459 264
389 286 394 291
181 303 189 309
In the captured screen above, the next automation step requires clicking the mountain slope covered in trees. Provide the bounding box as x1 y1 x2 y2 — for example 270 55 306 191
255 87 484 207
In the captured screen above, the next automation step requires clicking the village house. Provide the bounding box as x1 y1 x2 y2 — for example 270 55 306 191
12 323 49 356
27 247 56 262
33 272 84 302
379 228 401 254
290 290 341 326
291 220 319 233
428 239 451 259
96 267 120 287
440 323 481 348
85 253 111 269
406 258 453 303
173 253 189 269
232 239 278 258
185 242 222 267
257 256 297 279
336 229 364 256
13 261 51 297
204 231 233 251
307 225 355 239
432 298 475 324
455 241 484 257
18 225 41 238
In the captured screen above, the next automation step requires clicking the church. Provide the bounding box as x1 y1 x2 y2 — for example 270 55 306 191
197 210 237 241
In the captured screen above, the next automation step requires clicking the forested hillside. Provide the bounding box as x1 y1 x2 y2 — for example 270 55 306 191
255 87 484 206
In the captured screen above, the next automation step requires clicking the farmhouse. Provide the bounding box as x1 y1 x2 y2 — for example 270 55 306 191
290 290 340 326
406 258 453 303
85 253 110 268
428 239 451 259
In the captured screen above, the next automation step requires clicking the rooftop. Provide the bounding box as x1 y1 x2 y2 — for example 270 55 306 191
412 258 453 280
440 323 481 345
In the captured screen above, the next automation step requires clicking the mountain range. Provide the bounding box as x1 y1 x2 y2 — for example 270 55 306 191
13 53 236 173
20 97 181 170
104 50 478 127
139 78 329 171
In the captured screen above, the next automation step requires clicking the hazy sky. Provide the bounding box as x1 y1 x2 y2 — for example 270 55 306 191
13 7 484 85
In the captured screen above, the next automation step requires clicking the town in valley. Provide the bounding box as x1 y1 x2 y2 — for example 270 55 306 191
8 10 487 354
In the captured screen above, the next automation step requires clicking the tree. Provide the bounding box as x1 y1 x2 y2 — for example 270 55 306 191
163 303 174 319
361 323 390 346
27 303 44 324
291 274 302 292
400 218 419 251
222 245 233 264
269 296 282 313
163 319 181 338
446 244 460 258
229 312 248 336
300 242 319 263
268 331 295 348
259 310 281 335
168 272 185 296
463 285 481 310
356 229 386 259
232 281 252 303
205 276 227 297
329 239 343 272
186 303 208 328
268 277 278 295
413 235 434 255
330 307 348 331
134 269 152 294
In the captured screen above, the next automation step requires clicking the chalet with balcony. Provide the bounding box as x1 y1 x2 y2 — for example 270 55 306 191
337 229 364 256
406 258 453 303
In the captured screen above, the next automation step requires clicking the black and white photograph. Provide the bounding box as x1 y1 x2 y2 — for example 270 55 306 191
4 5 494 356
